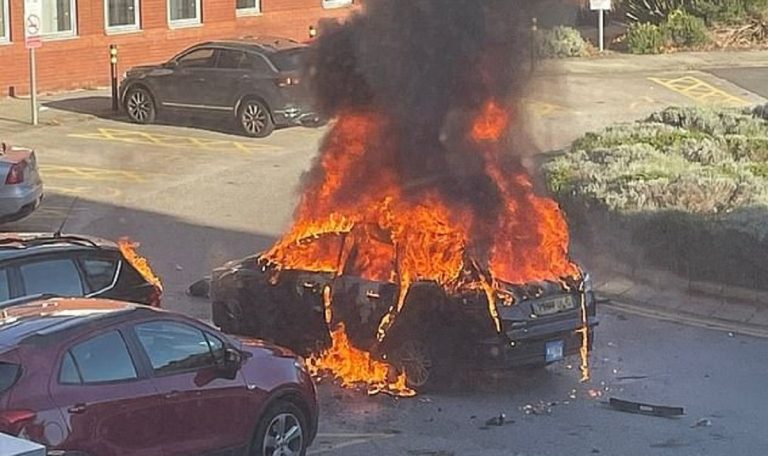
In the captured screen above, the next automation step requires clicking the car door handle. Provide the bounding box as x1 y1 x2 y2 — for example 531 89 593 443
164 390 182 399
67 403 87 414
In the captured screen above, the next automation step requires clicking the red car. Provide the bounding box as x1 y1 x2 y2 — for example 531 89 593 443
0 297 317 456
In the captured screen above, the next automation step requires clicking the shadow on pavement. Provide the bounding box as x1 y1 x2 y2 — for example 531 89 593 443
44 95 298 138
0 191 277 320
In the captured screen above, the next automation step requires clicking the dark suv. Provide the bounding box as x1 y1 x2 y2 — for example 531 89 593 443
120 37 322 138
0 233 162 307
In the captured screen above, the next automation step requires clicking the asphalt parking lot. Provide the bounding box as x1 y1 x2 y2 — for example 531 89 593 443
1 66 768 454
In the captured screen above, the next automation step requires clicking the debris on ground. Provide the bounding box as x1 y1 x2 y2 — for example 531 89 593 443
485 413 507 426
691 418 713 428
608 398 685 417
187 277 211 298
522 401 556 415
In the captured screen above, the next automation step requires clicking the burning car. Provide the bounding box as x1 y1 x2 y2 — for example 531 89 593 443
211 221 597 391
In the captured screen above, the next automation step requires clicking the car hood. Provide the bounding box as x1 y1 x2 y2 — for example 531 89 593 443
125 64 168 78
233 335 298 359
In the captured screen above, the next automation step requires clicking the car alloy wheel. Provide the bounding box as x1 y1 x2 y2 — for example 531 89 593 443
262 412 304 456
395 339 434 389
126 88 156 124
239 99 274 138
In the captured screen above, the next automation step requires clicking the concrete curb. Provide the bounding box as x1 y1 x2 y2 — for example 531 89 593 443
599 293 768 339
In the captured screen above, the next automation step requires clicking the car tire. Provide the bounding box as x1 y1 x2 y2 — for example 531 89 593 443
238 98 275 138
124 86 157 124
392 336 453 392
250 401 308 456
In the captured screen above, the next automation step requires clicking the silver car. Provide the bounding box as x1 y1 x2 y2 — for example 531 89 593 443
0 143 43 223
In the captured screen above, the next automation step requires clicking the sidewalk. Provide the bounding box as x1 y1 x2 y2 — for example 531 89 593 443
590 257 768 339
0 88 116 136
538 49 768 76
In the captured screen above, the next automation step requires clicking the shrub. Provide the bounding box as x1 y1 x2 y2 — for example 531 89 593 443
691 0 768 25
627 22 666 53
662 9 711 46
535 26 589 58
544 105 768 290
622 0 699 24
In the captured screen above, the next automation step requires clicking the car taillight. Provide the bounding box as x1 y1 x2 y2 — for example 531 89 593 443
275 76 300 87
149 286 162 308
0 409 36 435
5 161 27 185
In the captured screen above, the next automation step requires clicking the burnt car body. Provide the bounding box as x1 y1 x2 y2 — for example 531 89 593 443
211 226 597 389
0 297 317 456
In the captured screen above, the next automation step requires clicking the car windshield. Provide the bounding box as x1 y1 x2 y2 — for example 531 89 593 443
269 49 306 72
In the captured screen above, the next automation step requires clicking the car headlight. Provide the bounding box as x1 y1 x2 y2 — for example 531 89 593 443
294 356 308 373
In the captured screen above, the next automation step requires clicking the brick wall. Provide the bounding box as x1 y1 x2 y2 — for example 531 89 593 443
0 0 355 96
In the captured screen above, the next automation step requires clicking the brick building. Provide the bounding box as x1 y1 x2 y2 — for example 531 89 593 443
0 0 355 95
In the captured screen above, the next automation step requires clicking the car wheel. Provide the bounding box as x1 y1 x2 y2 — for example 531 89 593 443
250 401 308 456
393 338 438 391
238 98 275 138
124 87 157 124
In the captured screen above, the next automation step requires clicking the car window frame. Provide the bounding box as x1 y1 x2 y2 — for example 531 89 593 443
246 51 278 74
75 252 122 296
172 46 217 69
57 327 144 386
130 318 223 378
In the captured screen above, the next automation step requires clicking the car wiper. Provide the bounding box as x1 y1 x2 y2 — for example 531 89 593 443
0 294 61 310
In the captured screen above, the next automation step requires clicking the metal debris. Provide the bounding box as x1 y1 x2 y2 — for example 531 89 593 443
608 398 685 417
485 413 507 426
522 401 556 415
691 418 713 428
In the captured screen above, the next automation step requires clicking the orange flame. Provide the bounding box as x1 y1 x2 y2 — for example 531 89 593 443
118 238 163 292
266 100 586 395
309 323 416 397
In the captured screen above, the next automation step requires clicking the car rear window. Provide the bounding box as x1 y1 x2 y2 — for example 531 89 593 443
20 259 84 297
270 49 306 72
0 362 21 395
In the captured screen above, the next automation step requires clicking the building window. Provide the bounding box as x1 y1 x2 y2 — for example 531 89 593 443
0 0 9 43
236 0 260 16
168 0 201 26
42 0 77 38
322 0 352 9
106 0 140 32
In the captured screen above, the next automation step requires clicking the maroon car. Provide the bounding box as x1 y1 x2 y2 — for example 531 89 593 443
0 297 317 456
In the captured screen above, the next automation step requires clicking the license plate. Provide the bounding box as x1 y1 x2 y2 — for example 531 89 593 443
532 295 576 316
545 340 564 363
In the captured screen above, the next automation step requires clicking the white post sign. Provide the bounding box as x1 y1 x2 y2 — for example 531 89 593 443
590 0 611 52
24 0 42 49
24 0 42 125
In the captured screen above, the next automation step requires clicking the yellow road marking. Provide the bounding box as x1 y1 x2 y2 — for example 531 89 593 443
39 164 156 183
523 99 567 117
308 433 396 455
649 75 750 106
44 185 122 198
68 128 283 154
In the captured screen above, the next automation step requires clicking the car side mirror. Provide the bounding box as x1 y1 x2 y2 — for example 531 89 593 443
223 347 242 367
164 60 179 69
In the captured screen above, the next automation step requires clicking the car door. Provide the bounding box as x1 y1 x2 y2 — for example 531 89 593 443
131 319 253 456
49 328 166 456
213 48 257 110
158 47 219 110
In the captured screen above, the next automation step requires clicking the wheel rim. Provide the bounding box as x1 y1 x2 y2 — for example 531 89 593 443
127 90 152 122
397 340 433 388
262 413 303 456
242 102 268 134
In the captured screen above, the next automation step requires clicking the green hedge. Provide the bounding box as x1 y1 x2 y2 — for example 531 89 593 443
545 106 768 289
536 26 590 58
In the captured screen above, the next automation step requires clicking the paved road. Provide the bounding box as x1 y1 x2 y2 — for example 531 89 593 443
707 67 768 99
1 68 767 455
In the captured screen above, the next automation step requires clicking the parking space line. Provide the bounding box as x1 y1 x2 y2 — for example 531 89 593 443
308 432 396 455
523 98 568 117
648 75 750 106
68 128 284 154
39 164 157 183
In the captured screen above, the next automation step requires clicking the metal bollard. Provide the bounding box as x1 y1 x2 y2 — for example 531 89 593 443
109 44 119 111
